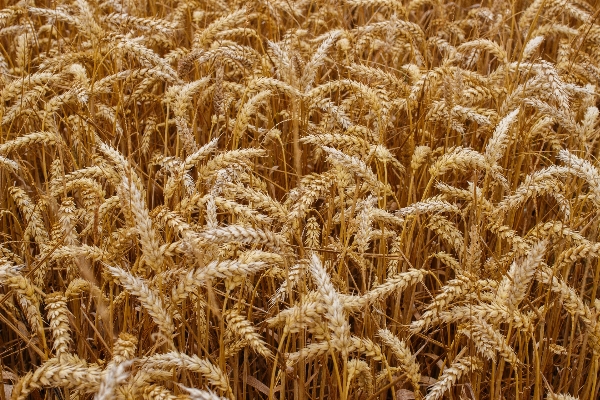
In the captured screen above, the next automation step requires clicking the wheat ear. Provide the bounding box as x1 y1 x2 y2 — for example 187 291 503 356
106 264 174 341
424 356 482 400
378 328 421 395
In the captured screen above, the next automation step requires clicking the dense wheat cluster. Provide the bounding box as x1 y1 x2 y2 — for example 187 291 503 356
1 0 600 398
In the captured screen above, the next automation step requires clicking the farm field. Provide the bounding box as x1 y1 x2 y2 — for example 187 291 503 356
1 0 600 399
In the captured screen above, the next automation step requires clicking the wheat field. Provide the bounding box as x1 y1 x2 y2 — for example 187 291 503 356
0 0 599 399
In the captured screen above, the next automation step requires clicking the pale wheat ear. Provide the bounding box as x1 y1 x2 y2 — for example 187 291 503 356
112 332 138 363
308 253 350 356
106 264 175 343
346 358 374 396
94 359 133 400
424 356 483 400
141 352 233 398
44 292 72 360
459 316 519 367
378 329 421 395
546 393 581 400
